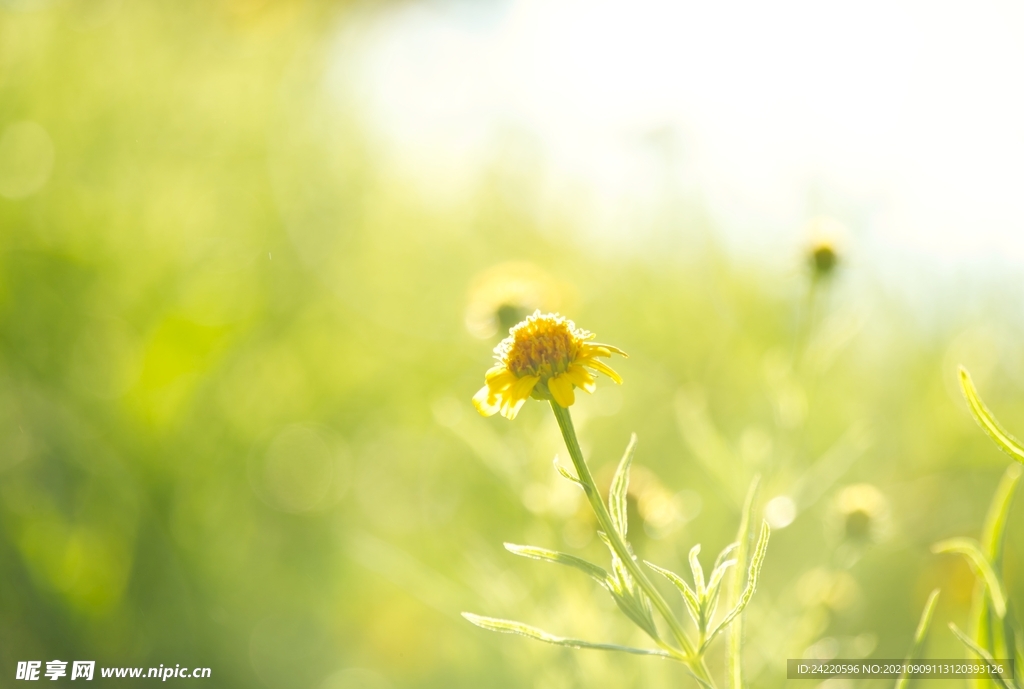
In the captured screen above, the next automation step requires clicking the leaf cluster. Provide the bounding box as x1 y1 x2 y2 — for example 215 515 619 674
464 433 770 687
920 368 1024 689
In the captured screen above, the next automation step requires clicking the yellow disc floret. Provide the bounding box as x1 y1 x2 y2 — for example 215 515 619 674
473 311 627 420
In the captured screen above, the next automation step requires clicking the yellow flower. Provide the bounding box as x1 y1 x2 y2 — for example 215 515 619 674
472 311 627 420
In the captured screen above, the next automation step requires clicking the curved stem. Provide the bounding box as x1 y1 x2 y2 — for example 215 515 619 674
550 402 717 688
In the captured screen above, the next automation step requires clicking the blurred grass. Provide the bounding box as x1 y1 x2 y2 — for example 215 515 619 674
2 1 1024 688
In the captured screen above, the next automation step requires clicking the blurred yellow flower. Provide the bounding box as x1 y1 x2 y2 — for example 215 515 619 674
472 312 626 420
809 239 838 277
803 216 845 278
832 483 889 543
464 261 565 339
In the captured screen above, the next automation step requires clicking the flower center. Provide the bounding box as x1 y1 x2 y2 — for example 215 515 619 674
497 313 586 380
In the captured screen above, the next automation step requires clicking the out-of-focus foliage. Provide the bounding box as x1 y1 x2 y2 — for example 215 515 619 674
2 2 1024 688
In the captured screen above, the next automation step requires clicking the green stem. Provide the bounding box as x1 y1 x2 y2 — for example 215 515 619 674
550 402 717 688
728 475 760 689
792 273 819 370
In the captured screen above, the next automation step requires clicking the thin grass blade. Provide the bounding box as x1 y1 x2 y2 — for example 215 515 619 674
949 623 1013 689
932 538 1007 618
959 367 1024 465
999 608 1022 688
982 463 1023 563
974 464 1023 671
1014 628 1024 689
895 589 940 689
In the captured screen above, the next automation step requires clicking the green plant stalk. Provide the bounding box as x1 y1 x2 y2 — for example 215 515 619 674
728 475 760 689
550 402 716 687
792 269 819 369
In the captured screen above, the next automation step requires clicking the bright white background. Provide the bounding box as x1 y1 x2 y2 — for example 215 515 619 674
334 0 1024 276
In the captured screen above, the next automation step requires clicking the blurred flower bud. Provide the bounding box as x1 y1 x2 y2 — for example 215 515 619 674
594 464 700 540
803 217 846 279
464 262 567 339
831 483 890 544
810 241 838 276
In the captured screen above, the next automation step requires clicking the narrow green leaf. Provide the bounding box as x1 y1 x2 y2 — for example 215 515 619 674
595 530 619 568
684 671 716 687
707 557 738 594
504 543 610 588
949 623 1013 689
609 589 660 641
686 670 716 689
593 532 661 641
704 556 738 627
596 531 629 589
596 529 638 584
976 464 1022 672
461 613 671 657
959 366 1024 465
953 400 1022 673
970 581 994 689
932 538 1007 618
645 560 702 629
712 543 739 575
553 457 586 490
982 463 1023 563
609 433 638 539
895 589 940 689
689 544 706 598
913 589 942 648
1014 626 1024 689
705 520 771 650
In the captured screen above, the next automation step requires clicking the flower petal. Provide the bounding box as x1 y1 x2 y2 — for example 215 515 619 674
493 374 540 420
485 365 510 381
583 358 623 384
584 342 629 359
472 385 501 416
565 364 597 393
500 396 528 420
485 368 517 393
509 374 540 401
548 373 576 407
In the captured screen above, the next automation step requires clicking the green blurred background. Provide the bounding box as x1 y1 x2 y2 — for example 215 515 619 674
2 1 1024 687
